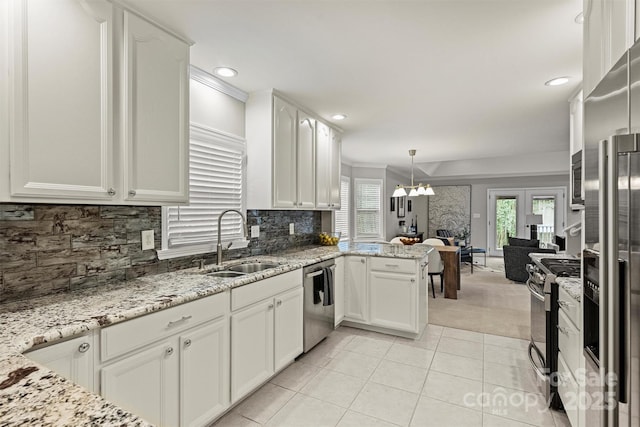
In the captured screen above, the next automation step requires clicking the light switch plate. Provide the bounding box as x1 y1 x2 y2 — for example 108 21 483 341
251 225 260 238
289 223 295 235
141 230 154 250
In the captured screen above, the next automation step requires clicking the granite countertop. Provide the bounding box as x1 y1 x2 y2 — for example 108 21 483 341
528 252 579 263
556 277 582 302
0 243 429 425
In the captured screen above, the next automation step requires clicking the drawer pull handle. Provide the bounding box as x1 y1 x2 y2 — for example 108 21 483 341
167 315 192 327
557 325 569 335
385 264 399 268
78 343 90 353
184 339 192 348
276 300 282 306
268 304 274 309
360 259 365 264
166 347 174 356
410 278 415 283
128 190 136 197
107 188 116 196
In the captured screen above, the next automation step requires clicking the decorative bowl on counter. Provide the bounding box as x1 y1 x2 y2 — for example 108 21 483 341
400 237 420 245
319 232 341 246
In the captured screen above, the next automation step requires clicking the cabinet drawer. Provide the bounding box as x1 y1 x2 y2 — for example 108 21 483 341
101 291 229 362
558 286 580 330
558 351 579 427
369 257 415 274
231 270 302 311
558 308 580 375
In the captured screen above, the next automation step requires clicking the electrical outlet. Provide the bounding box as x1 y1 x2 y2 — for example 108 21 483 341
289 223 295 235
141 230 155 250
251 225 260 238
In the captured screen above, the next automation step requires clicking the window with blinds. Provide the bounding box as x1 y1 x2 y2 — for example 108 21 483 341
163 125 245 254
354 178 383 240
335 176 350 240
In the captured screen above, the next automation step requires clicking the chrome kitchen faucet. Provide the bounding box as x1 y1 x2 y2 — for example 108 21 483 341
217 209 249 265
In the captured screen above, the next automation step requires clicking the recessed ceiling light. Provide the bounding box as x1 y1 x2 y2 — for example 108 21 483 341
575 12 584 24
545 76 570 86
331 114 347 120
213 67 238 77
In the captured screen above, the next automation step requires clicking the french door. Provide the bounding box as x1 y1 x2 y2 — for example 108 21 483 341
487 187 566 256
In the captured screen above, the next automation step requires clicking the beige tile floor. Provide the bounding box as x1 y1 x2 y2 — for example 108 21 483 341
213 326 572 427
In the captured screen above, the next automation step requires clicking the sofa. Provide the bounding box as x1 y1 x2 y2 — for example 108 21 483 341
502 237 556 282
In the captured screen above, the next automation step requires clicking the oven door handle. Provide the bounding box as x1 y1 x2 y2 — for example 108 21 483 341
528 342 547 381
526 279 545 302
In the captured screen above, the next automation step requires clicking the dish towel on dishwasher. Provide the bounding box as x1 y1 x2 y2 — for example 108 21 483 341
322 266 334 306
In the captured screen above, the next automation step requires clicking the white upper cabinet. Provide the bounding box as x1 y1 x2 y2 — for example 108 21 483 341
7 0 115 201
584 0 636 96
329 129 342 208
246 90 341 210
122 12 189 204
569 90 584 155
2 0 190 205
272 96 298 208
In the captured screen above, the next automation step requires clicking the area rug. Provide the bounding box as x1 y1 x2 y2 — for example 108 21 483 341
427 266 530 340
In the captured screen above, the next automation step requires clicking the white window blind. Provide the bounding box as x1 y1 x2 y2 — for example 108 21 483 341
355 178 383 239
163 125 245 252
335 176 350 240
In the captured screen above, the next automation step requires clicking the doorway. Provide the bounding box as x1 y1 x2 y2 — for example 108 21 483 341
487 187 566 256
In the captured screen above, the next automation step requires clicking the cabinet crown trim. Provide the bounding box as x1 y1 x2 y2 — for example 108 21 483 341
191 66 248 102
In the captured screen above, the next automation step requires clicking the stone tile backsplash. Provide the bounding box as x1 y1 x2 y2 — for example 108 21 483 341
0 204 321 303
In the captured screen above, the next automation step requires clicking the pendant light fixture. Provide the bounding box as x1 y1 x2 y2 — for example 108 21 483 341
392 149 435 197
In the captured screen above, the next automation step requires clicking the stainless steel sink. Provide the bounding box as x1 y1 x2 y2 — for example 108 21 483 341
205 270 247 278
226 262 280 273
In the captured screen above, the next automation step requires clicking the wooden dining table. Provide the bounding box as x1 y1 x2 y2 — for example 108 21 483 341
434 246 461 299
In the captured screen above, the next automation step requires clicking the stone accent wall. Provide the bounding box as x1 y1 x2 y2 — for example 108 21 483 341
0 204 321 303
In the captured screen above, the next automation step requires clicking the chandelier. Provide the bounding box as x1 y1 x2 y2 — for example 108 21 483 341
392 149 435 197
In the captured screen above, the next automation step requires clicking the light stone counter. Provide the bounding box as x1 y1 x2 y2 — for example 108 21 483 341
0 243 429 425
556 277 582 302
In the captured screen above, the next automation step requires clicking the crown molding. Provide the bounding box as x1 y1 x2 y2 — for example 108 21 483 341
190 66 249 102
351 163 388 169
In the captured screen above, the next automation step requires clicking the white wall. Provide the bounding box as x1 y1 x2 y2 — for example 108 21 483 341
190 79 245 137
385 168 411 241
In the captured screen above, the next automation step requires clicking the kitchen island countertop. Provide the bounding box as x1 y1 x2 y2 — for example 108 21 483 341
0 243 429 425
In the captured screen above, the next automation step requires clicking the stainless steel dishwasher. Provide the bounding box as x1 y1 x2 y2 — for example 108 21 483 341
302 259 335 353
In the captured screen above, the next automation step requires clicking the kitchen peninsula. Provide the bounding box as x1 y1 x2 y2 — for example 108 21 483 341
0 243 429 426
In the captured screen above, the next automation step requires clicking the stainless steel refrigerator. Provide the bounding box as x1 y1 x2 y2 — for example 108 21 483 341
584 41 640 427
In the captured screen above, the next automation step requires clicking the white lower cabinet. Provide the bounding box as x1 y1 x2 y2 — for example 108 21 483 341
369 271 417 333
344 256 368 322
26 333 96 393
231 285 303 403
99 292 230 427
102 339 180 427
334 256 345 327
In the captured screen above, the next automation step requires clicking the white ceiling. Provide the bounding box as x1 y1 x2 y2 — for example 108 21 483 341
128 0 583 180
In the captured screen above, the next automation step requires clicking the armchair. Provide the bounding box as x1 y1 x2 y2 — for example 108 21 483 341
502 237 555 282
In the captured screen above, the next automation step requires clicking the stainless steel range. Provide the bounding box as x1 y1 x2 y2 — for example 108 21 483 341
526 256 581 409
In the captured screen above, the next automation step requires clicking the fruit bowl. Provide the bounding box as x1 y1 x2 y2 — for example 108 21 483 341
319 232 341 246
400 237 420 245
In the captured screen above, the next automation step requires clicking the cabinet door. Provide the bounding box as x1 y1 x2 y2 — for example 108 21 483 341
274 287 303 371
369 271 417 333
180 317 230 427
231 299 274 402
334 257 345 327
344 256 368 322
329 130 342 209
101 340 179 427
122 11 189 204
297 112 316 208
27 334 94 392
584 0 605 96
8 0 115 201
315 122 331 209
272 96 297 208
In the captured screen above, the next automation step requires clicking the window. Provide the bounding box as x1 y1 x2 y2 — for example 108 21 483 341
159 124 246 259
354 178 384 240
335 176 350 240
